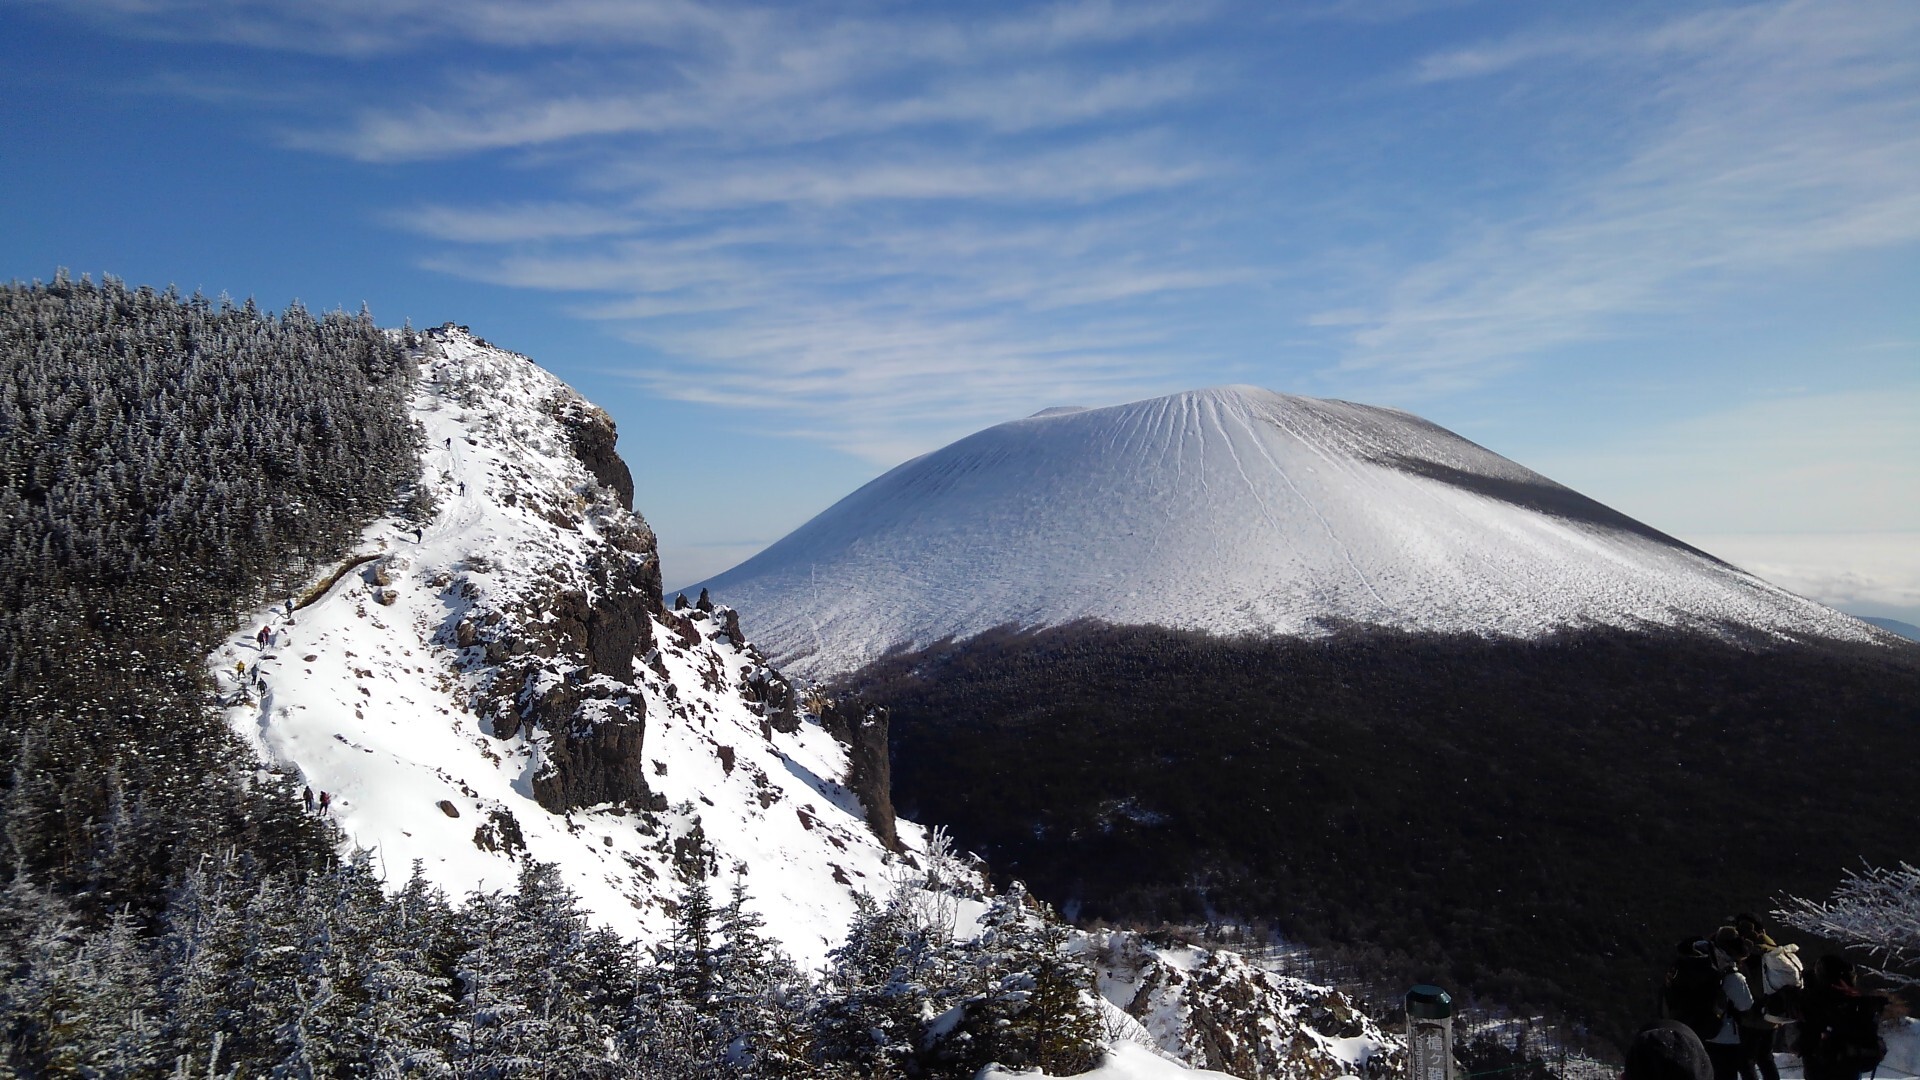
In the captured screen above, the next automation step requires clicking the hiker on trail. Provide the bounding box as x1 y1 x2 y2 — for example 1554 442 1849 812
318 790 332 814
458 481 466 495
234 659 246 677
1799 955 1887 1080
1733 914 1791 1080
303 786 314 813
1703 928 1759 1080
1626 1020 1713 1080
285 597 295 616
445 437 452 449
414 527 423 543
256 625 271 647
1664 931 1756 1080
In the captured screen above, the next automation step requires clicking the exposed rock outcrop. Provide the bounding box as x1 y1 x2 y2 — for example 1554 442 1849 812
821 698 899 850
553 397 637 511
450 384 667 815
540 541 662 683
741 660 800 734
1086 931 1398 1079
524 676 650 811
220 324 964 972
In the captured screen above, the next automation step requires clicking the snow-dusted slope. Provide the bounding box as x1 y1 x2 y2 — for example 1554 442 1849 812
1084 933 1398 1078
697 386 1888 677
211 328 928 967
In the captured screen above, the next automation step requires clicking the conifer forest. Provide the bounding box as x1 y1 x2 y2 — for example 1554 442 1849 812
0 276 1108 1077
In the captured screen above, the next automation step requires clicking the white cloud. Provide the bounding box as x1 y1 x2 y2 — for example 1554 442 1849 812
296 59 1209 163
1682 533 1920 624
54 0 1918 486
606 138 1213 210
26 0 754 57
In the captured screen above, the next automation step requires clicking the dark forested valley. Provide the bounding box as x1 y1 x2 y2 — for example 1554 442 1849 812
854 620 1920 1043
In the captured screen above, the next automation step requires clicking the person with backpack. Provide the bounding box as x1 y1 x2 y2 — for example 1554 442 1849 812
1799 955 1887 1080
1730 915 1790 1080
1703 928 1761 1080
1667 929 1758 1080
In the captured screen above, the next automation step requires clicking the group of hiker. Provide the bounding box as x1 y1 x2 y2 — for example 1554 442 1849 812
1628 913 1892 1080
229 616 290 691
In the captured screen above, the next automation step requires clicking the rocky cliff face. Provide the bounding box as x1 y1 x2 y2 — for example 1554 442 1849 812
468 509 661 813
211 326 943 966
554 395 638 512
819 698 900 851
1088 931 1400 1078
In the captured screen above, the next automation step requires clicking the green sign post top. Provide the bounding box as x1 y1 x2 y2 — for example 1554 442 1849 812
1406 984 1454 1020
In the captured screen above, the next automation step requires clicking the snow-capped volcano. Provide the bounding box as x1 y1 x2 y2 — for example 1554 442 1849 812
697 385 1885 677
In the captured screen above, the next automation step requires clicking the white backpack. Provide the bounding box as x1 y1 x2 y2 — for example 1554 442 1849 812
1762 943 1804 995
1760 944 1805 1024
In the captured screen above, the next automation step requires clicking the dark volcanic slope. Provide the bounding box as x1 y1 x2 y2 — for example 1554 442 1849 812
851 622 1920 1042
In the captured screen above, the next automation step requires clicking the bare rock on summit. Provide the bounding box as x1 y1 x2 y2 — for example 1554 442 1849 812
554 397 636 512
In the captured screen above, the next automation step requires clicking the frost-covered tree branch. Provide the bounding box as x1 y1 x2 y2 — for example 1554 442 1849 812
1776 861 1920 987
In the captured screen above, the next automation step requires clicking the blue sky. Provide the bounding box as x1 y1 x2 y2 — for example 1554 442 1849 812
5 0 1917 619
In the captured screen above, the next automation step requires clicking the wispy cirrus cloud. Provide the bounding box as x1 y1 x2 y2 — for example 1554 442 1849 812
236 0 1243 459
592 136 1215 210
1334 1 1920 386
410 193 1242 459
32 0 1920 470
396 202 645 243
289 53 1212 163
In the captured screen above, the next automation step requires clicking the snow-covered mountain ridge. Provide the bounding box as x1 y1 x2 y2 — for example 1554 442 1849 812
696 385 1892 678
207 329 1390 1077
212 326 922 967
